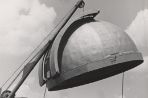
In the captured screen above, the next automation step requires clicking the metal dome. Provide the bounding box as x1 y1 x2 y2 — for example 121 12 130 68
46 16 143 91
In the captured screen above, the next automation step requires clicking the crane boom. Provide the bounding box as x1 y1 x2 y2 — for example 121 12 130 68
4 0 85 98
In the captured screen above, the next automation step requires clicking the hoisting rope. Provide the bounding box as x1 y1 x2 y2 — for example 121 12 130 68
121 72 125 98
0 4 77 92
83 5 85 17
43 86 47 98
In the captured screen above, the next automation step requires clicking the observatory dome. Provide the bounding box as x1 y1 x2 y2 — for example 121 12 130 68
47 17 143 91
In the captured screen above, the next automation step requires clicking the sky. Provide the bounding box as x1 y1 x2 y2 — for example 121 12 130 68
0 0 147 98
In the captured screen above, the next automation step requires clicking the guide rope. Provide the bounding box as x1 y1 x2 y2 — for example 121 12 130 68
122 72 125 98
83 5 85 16
43 86 47 98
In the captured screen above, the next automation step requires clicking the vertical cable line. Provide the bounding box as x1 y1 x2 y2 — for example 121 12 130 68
83 5 85 16
122 72 125 98
43 86 47 98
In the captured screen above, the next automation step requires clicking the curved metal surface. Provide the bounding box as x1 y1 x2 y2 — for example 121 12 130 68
46 16 143 91
49 16 96 76
38 50 51 86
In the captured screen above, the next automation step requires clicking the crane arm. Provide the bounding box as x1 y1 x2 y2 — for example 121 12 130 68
4 0 85 98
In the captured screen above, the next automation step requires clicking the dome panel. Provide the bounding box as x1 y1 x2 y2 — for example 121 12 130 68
61 21 138 72
47 17 143 91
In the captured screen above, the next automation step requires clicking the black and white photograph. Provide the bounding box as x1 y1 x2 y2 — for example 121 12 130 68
0 0 147 98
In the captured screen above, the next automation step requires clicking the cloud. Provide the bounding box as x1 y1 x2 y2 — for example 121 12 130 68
130 56 148 73
126 9 148 98
0 0 57 97
126 9 148 57
0 0 56 56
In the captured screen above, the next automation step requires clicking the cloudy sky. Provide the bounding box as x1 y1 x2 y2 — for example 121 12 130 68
0 0 147 98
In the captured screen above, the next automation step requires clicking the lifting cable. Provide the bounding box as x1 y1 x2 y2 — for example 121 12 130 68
43 86 47 98
0 4 77 91
121 72 125 98
83 5 85 16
